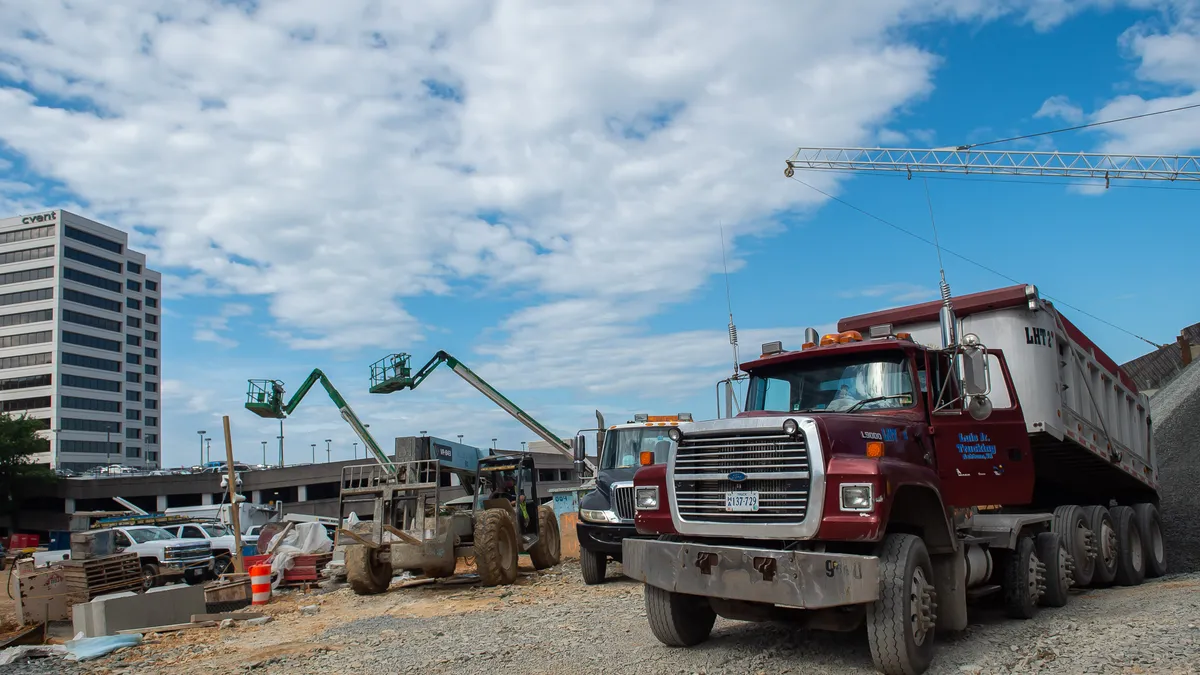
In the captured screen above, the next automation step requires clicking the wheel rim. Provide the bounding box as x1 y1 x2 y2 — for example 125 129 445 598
909 567 935 646
1075 520 1095 571
1150 519 1164 564
1026 550 1040 601
1101 522 1118 569
1128 522 1143 572
1058 542 1072 589
142 570 154 589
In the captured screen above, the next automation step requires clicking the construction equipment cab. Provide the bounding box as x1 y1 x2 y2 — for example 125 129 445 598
576 413 690 585
625 284 1163 675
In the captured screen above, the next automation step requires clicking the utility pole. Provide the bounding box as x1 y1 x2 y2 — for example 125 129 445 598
325 438 332 463
352 441 358 459
261 440 267 465
310 443 316 464
278 419 284 467
198 430 206 467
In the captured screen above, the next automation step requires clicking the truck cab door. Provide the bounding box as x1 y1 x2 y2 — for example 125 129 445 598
926 349 1034 508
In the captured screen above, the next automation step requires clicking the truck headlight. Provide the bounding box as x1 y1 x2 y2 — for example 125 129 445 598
635 486 659 510
840 483 874 512
580 509 621 524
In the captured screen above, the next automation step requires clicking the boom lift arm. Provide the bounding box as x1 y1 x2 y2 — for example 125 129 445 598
784 147 1200 185
245 370 397 475
369 351 596 475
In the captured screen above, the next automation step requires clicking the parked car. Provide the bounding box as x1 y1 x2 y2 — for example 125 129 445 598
161 522 240 576
100 525 214 589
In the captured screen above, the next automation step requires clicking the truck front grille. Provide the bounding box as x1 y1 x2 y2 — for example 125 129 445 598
673 431 810 524
611 484 635 522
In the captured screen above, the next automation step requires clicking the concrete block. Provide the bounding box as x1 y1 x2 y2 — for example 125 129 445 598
74 584 206 637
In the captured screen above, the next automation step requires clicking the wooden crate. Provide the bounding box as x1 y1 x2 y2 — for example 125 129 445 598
243 553 333 585
61 552 143 602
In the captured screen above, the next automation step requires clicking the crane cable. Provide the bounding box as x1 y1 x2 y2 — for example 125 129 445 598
788 174 1163 349
959 101 1200 150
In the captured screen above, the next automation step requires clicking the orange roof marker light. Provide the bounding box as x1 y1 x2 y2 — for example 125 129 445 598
837 330 864 344
819 334 839 346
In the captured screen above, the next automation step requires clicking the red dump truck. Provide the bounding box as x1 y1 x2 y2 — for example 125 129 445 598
626 284 1164 675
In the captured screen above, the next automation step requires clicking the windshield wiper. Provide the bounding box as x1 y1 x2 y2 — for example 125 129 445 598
844 393 914 414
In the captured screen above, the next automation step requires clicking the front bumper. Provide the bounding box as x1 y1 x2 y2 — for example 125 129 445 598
622 539 880 609
163 556 215 575
576 520 643 557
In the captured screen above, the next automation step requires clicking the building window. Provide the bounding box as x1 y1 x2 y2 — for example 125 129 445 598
145 416 158 427
126 334 141 347
125 447 141 458
0 287 53 307
0 267 53 286
62 373 121 393
61 418 120 433
145 280 157 291
126 353 140 365
126 298 140 310
144 330 157 342
145 433 158 444
62 309 121 333
62 352 120 373
64 226 123 254
126 428 141 439
144 382 157 393
0 373 52 391
63 267 122 293
60 396 120 413
1 396 51 412
63 288 120 313
61 440 121 455
127 316 141 328
126 372 141 383
0 330 52 348
145 348 157 359
126 390 141 402
145 398 157 410
0 309 53 328
145 314 157 325
127 280 141 292
0 224 55 244
125 409 141 421
64 247 121 274
146 297 157 308
62 331 122 353
0 245 55 265
127 262 141 274
146 450 158 462
0 352 52 369
145 364 157 375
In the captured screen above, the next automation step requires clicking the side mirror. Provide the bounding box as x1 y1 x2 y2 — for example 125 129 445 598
571 435 586 463
967 394 993 421
957 333 991 397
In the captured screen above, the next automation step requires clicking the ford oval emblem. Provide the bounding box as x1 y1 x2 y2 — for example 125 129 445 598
727 471 747 482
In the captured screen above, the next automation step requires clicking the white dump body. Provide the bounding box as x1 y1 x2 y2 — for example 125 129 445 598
892 301 1156 491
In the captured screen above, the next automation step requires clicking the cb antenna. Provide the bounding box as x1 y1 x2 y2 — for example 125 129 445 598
720 225 740 374
924 179 957 348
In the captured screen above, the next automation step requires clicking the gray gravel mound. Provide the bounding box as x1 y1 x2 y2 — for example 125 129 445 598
1150 360 1200 574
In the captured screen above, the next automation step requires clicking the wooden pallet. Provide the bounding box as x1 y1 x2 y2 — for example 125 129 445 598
61 552 144 602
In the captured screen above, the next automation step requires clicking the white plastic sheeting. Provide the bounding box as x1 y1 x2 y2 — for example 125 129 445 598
269 521 333 589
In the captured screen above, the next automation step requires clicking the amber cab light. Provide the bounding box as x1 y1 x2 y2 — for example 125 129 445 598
801 341 816 350
639 450 655 466
819 334 839 346
838 330 864 344
866 441 885 458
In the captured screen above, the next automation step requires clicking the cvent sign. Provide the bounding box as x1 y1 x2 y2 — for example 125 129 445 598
20 211 57 225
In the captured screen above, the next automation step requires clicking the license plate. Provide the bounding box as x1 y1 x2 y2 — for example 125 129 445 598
725 491 759 512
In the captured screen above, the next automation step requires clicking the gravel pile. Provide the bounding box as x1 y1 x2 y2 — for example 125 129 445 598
1150 360 1200 574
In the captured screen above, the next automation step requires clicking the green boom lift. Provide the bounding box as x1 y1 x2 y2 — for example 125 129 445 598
245 369 397 476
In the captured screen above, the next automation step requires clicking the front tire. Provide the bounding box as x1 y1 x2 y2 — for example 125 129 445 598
141 562 161 591
345 544 393 595
644 584 716 647
474 508 519 586
580 548 607 585
1003 536 1042 619
866 533 936 675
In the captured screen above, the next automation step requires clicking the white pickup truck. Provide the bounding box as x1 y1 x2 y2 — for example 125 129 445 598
100 525 215 589
162 522 242 575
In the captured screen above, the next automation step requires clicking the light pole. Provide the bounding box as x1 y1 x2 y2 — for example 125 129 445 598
491 438 497 450
521 441 527 452
325 439 332 463
352 442 358 459
310 443 316 464
261 440 267 465
420 430 427 438
278 419 284 467
197 430 206 466
205 437 212 465
106 424 113 467
457 434 463 445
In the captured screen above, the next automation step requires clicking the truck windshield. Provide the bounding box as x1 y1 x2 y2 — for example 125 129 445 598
746 352 915 413
601 428 675 470
127 527 176 544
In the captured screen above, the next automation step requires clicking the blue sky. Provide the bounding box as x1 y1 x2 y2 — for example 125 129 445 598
1 1 1197 467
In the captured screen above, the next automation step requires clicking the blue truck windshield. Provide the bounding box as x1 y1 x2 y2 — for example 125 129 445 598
746 352 915 413
601 428 675 470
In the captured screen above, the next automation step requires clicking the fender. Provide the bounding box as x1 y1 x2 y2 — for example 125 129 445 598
818 456 956 552
632 463 675 535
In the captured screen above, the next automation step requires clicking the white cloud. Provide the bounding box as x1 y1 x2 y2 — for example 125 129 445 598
838 283 937 303
193 303 254 348
1034 95 1085 124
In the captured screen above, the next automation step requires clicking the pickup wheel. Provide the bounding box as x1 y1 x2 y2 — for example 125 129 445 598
1052 505 1094 587
1035 532 1071 607
141 562 161 591
1002 535 1042 619
1110 506 1145 586
1082 506 1118 587
1132 503 1166 578
213 555 233 577
644 584 716 647
866 533 936 675
580 548 607 585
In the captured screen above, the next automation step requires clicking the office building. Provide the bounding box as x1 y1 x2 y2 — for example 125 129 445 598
0 209 162 471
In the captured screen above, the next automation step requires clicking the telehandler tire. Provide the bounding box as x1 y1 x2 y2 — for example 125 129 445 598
528 504 561 570
475 508 519 586
346 544 393 595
